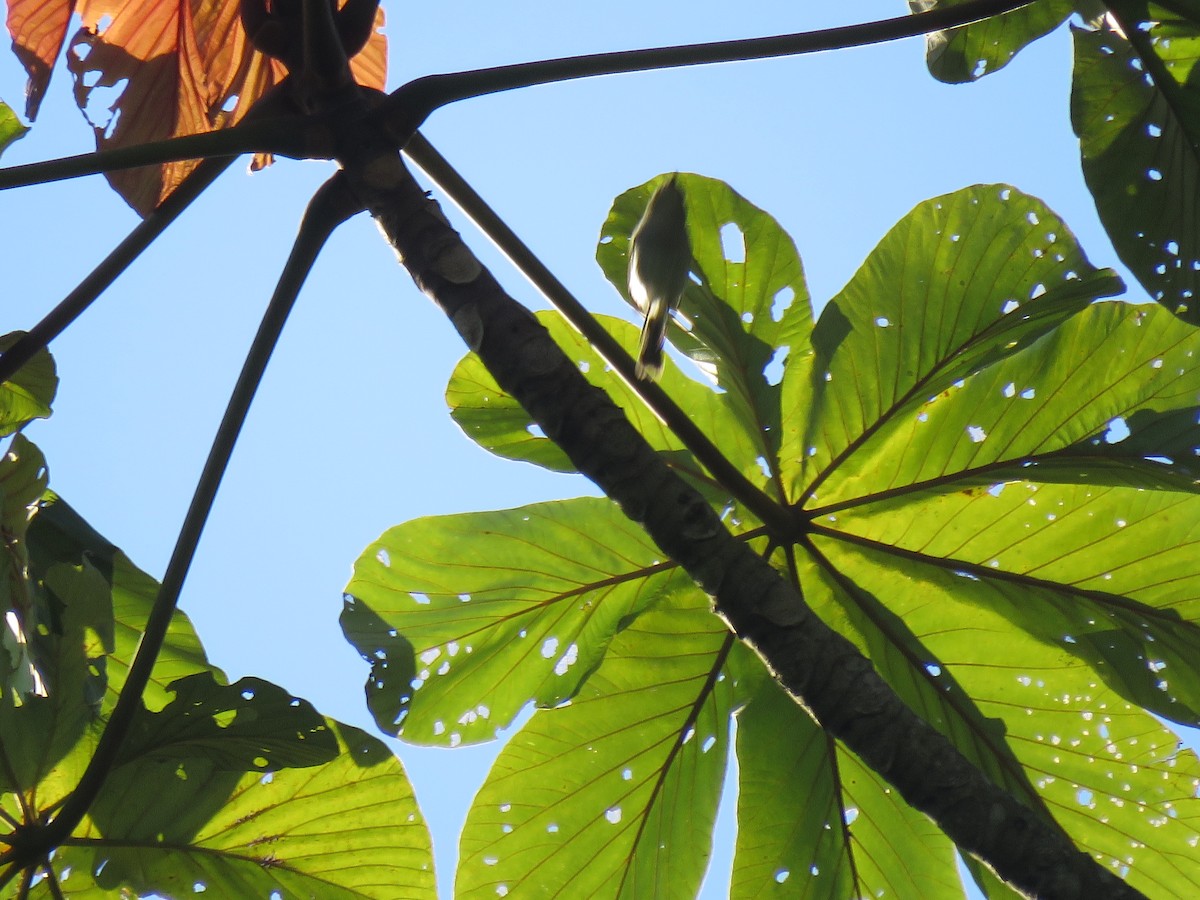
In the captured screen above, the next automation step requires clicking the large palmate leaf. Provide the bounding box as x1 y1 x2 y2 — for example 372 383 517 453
732 673 964 899
780 183 1122 503
347 177 1200 896
4 0 387 213
3 483 434 897
1072 3 1200 320
912 0 1076 82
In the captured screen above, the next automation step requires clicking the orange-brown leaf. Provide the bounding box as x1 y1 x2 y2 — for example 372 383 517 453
6 0 77 119
48 0 387 215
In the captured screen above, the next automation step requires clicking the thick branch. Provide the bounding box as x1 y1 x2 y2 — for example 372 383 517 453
336 137 1143 898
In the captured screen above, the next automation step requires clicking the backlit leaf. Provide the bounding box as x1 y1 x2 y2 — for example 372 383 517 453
447 310 762 494
45 721 434 899
1 0 387 213
457 601 736 900
1072 5 1200 320
4 490 434 897
0 98 28 156
913 0 1074 82
780 184 1122 504
0 331 57 436
342 497 694 746
359 178 1200 895
732 675 964 899
598 173 814 477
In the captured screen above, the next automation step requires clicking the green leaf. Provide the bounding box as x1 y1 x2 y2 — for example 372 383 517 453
825 479 1200 727
818 300 1200 504
46 721 435 900
810 539 1200 899
0 437 48 656
353 179 1200 894
342 497 694 745
781 184 1122 504
796 293 1200 729
0 331 57 436
5 490 435 898
913 0 1075 82
799 543 1047 802
0 99 28 158
448 310 762 491
597 173 814 471
0 438 84 794
457 602 735 899
29 495 214 713
732 676 965 899
2 490 217 819
1072 6 1200 319
114 672 339 772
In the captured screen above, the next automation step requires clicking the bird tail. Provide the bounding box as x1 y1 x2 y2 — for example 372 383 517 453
636 300 667 381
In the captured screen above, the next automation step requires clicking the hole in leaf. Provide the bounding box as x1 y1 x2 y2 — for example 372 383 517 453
1104 417 1130 444
771 286 794 321
765 346 786 386
719 223 745 263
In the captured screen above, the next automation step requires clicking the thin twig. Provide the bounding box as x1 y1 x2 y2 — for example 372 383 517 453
0 113 311 193
40 859 64 900
0 173 363 876
380 0 1038 142
0 157 232 386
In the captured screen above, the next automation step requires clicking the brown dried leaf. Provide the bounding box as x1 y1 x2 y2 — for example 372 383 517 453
5 0 76 120
5 0 387 214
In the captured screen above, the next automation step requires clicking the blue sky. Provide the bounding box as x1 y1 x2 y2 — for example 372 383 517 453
0 2 1168 896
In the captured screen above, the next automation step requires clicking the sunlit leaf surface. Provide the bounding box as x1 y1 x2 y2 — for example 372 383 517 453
457 601 737 899
45 720 433 899
343 497 699 745
348 178 1200 897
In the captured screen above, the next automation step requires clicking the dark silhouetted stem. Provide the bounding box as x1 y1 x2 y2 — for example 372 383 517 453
0 174 363 877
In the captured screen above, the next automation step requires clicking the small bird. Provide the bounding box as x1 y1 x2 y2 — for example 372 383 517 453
627 175 691 381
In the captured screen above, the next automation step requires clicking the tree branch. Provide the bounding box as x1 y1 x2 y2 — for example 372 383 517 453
378 0 1039 143
0 157 231 386
335 128 1144 899
0 107 316 193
